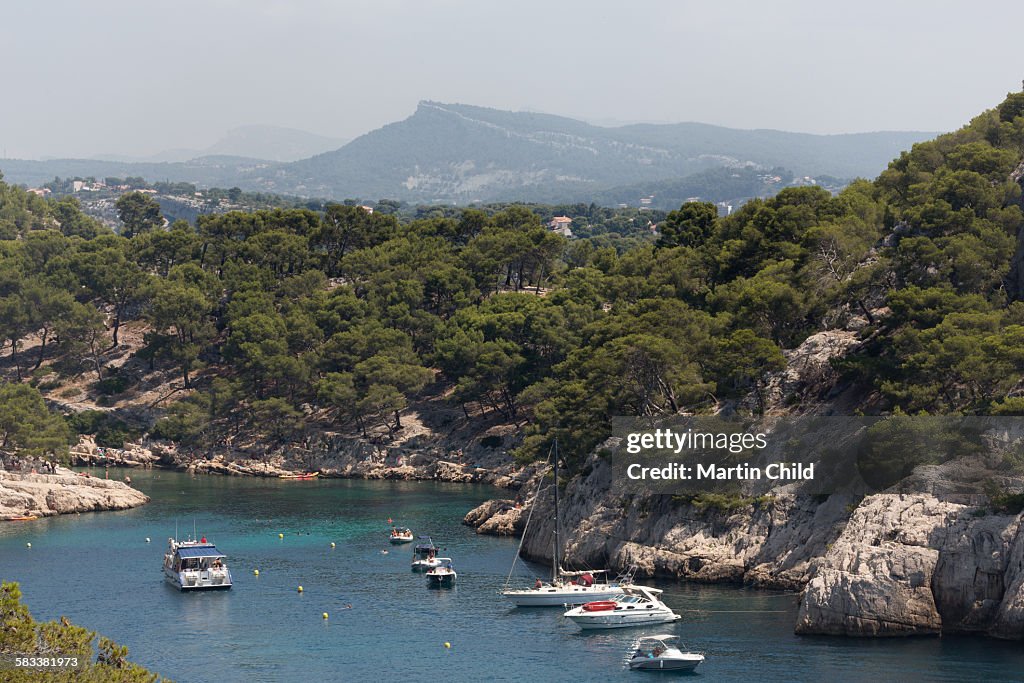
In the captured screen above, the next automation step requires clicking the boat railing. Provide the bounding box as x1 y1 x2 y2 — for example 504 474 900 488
614 565 638 586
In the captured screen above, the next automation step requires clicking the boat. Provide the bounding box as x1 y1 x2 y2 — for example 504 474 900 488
501 439 632 606
6 515 39 521
163 536 233 591
411 536 441 572
425 559 457 588
627 635 704 672
279 472 319 480
563 586 681 630
389 527 414 544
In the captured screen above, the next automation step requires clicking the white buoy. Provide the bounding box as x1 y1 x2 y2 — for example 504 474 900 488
145 537 151 543
26 542 31 548
330 542 336 548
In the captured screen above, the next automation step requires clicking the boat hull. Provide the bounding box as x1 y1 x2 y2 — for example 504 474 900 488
412 559 442 572
426 574 456 588
164 568 233 591
566 612 680 630
503 586 625 607
629 656 703 671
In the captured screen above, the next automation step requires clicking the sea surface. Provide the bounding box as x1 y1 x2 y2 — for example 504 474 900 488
1 470 1023 682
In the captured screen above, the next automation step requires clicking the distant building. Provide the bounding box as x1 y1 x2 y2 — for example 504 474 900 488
358 205 375 214
548 216 573 237
26 188 51 196
72 180 85 192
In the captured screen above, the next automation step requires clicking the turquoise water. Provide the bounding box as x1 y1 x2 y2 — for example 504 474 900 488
2 470 1024 682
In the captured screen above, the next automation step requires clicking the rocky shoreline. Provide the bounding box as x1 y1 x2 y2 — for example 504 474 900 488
69 430 533 489
464 454 1024 640
0 469 149 519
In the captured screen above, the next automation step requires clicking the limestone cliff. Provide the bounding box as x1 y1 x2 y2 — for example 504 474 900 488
463 328 1024 640
796 494 1024 639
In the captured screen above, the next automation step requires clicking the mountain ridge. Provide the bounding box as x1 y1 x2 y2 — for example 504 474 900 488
1 102 936 204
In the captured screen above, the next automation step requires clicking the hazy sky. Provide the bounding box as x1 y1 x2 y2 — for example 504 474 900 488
3 0 1023 159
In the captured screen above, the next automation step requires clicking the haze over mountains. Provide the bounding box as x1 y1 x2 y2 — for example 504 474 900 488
89 125 349 164
1 102 936 205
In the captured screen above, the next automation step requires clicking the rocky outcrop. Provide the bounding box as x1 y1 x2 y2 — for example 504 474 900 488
69 435 159 468
463 499 525 536
0 470 149 519
796 494 1024 638
487 453 853 590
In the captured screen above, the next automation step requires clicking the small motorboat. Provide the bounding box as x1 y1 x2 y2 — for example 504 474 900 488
563 586 681 630
6 515 39 521
279 472 319 480
163 536 233 591
411 536 440 571
627 635 704 672
389 527 414 544
426 559 456 588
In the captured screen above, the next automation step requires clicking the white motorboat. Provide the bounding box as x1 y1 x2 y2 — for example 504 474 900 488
411 536 441 572
563 586 681 630
390 527 414 544
163 536 233 591
425 559 456 588
627 634 704 672
501 439 630 606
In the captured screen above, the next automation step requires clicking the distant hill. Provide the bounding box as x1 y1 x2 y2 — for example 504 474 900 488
0 102 934 204
87 126 348 164
255 102 936 202
0 155 277 189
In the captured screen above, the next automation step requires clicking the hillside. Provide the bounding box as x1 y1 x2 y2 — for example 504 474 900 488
0 102 933 205
276 101 933 202
4 93 1024 646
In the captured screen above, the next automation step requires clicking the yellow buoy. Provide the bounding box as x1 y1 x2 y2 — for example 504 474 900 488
278 533 284 539
330 542 336 548
322 612 328 619
254 569 260 576
297 585 303 593
444 642 451 649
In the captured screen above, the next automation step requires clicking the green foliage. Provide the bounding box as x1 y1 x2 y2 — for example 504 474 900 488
115 192 163 238
0 582 168 682
5 91 1024 476
0 382 70 457
65 410 137 449
657 201 718 248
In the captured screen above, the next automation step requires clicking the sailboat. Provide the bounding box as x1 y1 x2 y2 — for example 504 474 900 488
501 439 633 607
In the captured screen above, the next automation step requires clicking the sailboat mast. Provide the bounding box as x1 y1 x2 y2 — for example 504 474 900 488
552 438 560 583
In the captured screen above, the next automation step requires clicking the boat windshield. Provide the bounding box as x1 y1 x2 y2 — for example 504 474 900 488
614 595 644 604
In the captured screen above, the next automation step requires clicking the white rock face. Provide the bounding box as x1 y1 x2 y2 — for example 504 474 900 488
796 494 1024 638
501 455 853 590
0 470 149 518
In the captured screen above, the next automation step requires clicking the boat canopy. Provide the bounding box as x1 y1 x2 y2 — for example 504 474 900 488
176 546 225 559
638 635 678 642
